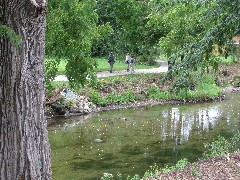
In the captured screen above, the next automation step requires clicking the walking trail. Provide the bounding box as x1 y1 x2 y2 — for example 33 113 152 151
54 61 168 81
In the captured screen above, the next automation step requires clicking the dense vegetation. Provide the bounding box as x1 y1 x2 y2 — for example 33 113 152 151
45 0 240 90
79 72 221 107
51 56 238 108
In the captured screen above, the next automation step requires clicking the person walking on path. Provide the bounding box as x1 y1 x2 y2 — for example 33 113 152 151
108 52 115 73
129 56 135 73
125 53 131 72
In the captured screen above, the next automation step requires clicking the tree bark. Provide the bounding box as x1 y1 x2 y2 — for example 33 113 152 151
0 0 52 179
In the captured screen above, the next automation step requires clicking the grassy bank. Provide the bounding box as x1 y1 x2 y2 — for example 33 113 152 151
50 71 222 108
75 72 221 107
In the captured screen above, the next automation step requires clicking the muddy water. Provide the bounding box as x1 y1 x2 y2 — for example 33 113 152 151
48 92 240 180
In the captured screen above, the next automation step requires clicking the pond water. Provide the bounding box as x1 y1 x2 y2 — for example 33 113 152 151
48 92 240 180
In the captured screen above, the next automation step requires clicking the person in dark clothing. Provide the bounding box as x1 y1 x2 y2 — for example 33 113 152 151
108 52 115 73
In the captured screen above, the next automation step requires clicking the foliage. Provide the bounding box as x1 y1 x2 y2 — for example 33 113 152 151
101 173 113 180
70 70 221 107
146 86 169 100
100 158 189 179
89 90 136 106
193 76 221 98
148 0 240 91
82 74 164 106
171 72 221 100
48 70 222 107
203 136 230 158
46 0 112 88
203 131 240 158
148 0 202 58
45 0 239 91
157 0 238 65
191 166 202 178
94 0 157 63
47 58 67 75
218 55 237 65
162 158 190 173
171 76 190 95
0 24 21 47
142 164 159 179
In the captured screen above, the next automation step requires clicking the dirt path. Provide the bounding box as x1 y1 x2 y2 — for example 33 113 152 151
53 61 168 81
97 63 168 78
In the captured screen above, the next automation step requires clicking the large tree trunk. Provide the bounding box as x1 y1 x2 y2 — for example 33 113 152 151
0 0 52 179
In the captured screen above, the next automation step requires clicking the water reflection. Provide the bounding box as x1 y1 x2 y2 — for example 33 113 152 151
48 93 240 180
161 106 222 144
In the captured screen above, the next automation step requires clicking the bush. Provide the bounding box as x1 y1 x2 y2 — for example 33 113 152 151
203 131 240 158
171 71 221 100
89 90 136 106
146 86 169 100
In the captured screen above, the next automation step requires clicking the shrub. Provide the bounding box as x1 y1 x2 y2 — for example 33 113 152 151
146 86 169 100
203 131 240 158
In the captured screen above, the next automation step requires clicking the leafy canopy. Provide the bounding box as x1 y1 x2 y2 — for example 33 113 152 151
147 0 239 87
94 0 157 62
45 0 239 90
46 0 112 87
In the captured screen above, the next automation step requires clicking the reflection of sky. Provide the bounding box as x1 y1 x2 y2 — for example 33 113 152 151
161 106 222 143
198 107 220 130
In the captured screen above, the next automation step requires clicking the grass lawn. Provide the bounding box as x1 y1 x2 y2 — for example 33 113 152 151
49 57 158 75
95 58 158 72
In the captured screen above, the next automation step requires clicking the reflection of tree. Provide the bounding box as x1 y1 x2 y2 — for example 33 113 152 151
160 109 170 148
176 110 183 145
161 105 225 144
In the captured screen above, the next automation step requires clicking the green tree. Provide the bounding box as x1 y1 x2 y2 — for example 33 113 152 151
46 0 110 87
149 1 200 57
148 0 239 87
95 0 156 63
